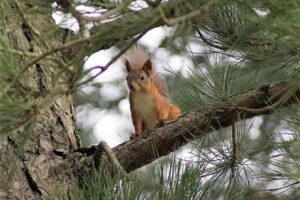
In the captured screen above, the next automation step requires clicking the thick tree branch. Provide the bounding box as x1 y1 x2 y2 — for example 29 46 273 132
73 81 300 174
112 82 292 172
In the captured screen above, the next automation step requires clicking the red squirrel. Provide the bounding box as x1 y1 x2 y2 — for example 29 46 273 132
124 46 181 138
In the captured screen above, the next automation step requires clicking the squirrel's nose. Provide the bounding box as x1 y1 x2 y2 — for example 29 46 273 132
128 83 134 91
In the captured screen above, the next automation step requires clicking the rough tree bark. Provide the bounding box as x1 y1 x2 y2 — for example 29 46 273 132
0 2 79 199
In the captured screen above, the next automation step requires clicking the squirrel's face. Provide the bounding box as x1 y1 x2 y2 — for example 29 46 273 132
125 58 152 92
126 70 150 92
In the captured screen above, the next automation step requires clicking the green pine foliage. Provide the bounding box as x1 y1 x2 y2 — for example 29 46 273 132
2 0 300 199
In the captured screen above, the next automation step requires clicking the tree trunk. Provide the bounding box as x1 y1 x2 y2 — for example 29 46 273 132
0 2 79 199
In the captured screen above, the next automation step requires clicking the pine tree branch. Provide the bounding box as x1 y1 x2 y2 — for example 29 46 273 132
21 0 217 77
159 1 217 26
73 81 300 174
88 0 218 48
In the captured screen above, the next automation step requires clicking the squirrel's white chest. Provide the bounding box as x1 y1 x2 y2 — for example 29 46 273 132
133 93 157 128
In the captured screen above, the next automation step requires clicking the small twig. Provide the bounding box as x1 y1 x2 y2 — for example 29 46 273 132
21 35 93 74
94 141 128 200
233 86 297 115
196 30 227 50
0 46 38 57
261 181 299 192
4 3 151 96
69 6 90 38
230 121 237 169
80 0 132 22
78 30 147 86
159 1 217 26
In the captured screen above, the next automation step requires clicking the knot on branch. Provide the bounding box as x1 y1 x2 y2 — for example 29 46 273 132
93 141 129 199
93 141 127 176
258 84 270 94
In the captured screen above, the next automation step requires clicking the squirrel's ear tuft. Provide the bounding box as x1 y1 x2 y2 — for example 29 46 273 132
125 59 131 72
143 59 152 75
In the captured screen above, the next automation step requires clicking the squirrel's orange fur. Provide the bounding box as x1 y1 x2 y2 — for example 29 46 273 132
124 46 181 138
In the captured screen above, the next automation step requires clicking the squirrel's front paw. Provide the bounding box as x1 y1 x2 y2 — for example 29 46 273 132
130 132 141 140
155 119 167 128
130 134 137 140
